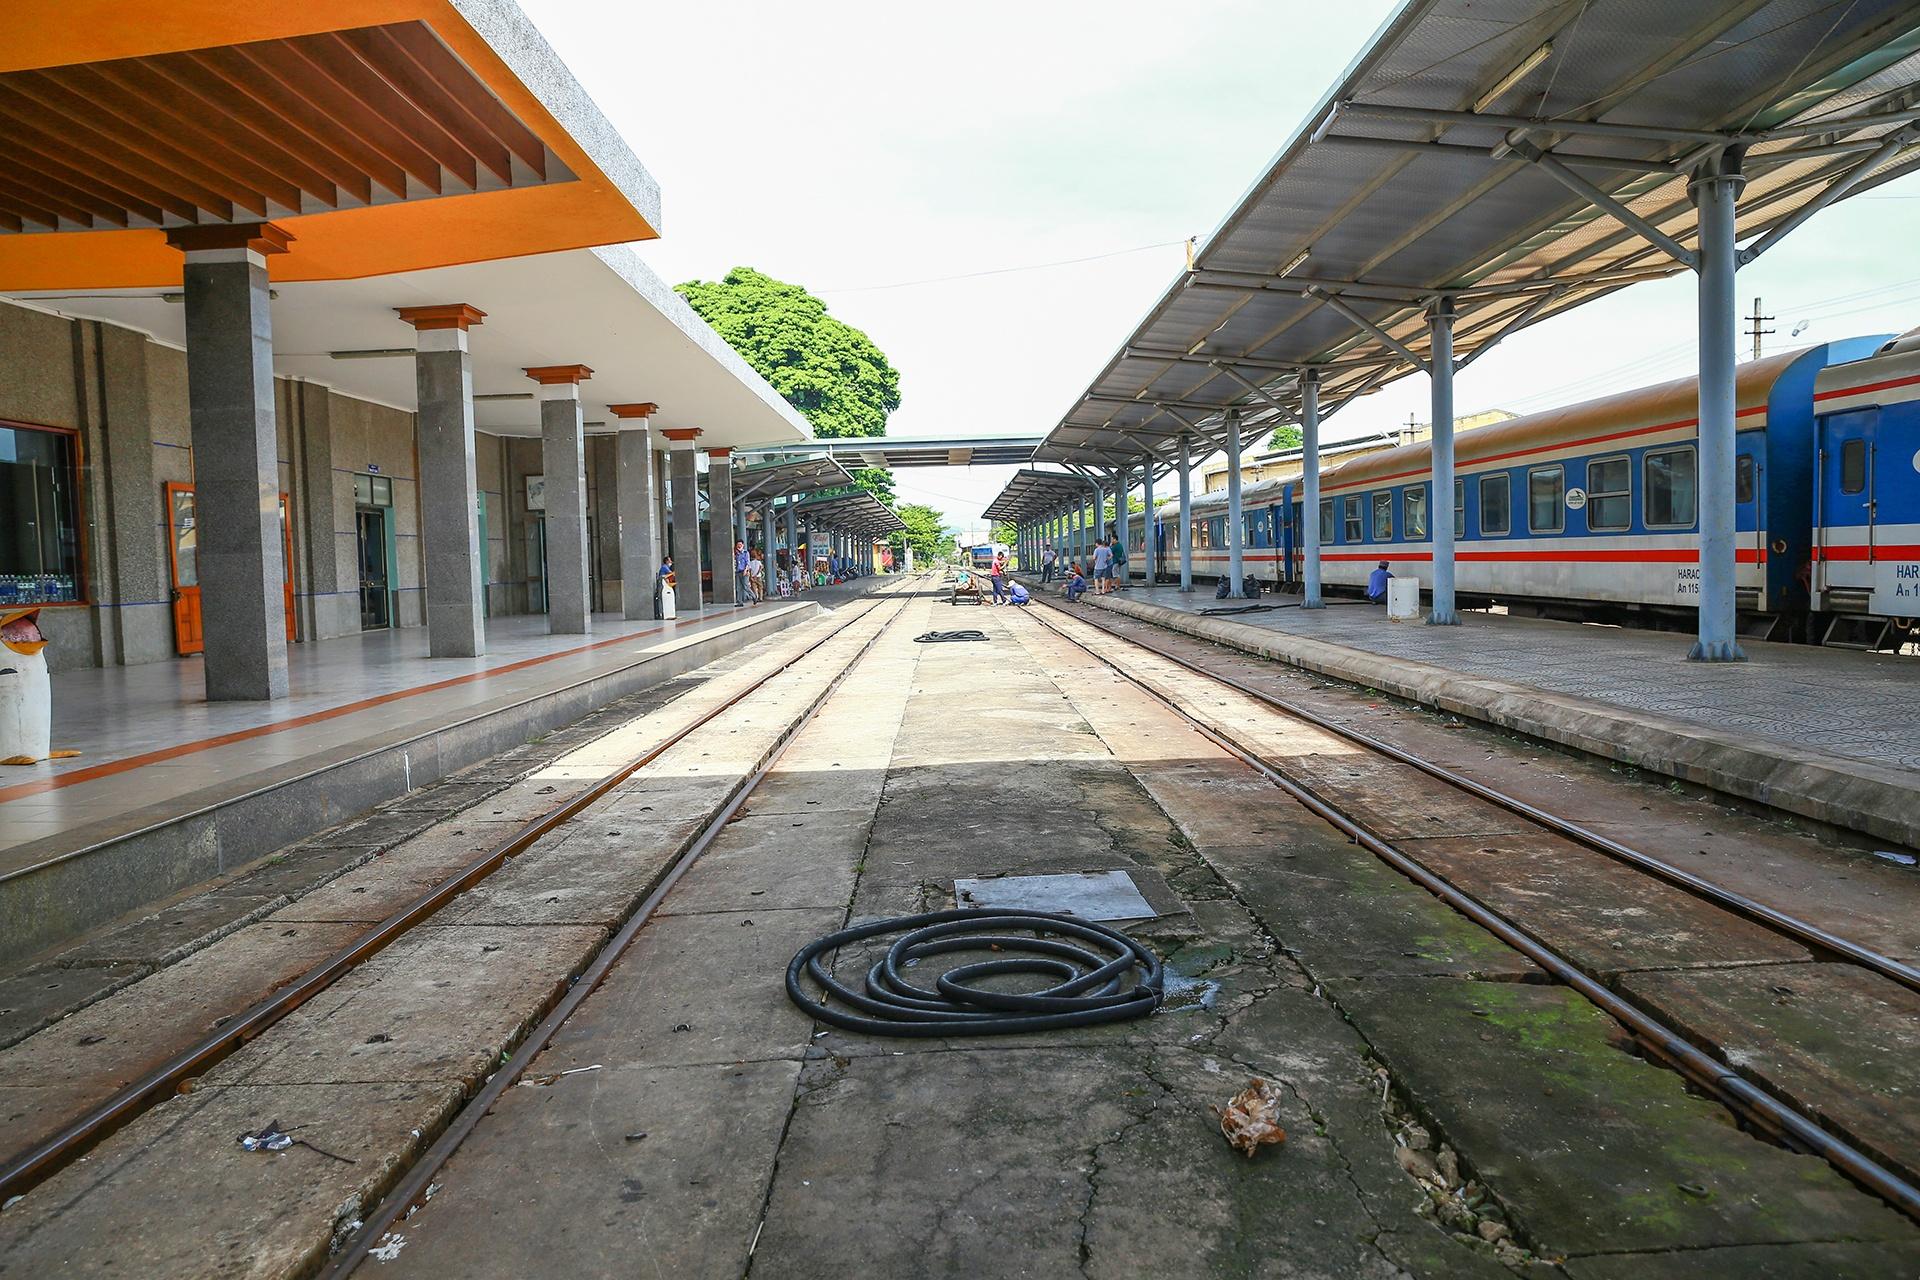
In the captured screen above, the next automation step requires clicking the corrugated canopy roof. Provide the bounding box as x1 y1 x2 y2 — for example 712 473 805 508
790 490 906 535
983 469 1099 523
738 435 1044 469
1043 0 1920 467
731 455 856 504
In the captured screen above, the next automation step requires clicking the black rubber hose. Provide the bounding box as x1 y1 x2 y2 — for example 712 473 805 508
787 908 1163 1037
914 629 991 642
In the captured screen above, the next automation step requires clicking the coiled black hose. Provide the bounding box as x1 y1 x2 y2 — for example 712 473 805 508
787 909 1163 1037
914 629 990 642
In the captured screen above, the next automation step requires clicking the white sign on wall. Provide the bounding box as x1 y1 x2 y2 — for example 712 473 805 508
526 474 546 512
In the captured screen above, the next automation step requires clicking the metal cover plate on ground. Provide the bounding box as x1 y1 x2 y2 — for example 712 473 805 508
954 870 1176 922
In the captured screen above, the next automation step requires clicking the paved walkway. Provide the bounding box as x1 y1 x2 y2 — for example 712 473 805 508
1103 584 1920 775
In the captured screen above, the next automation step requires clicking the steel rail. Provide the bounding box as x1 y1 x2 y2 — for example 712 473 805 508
322 595 913 1278
1039 598 1920 995
1018 602 1920 1222
0 589 905 1204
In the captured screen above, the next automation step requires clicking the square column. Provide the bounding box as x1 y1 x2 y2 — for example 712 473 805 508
398 304 488 658
610 404 661 620
785 504 799 586
526 365 593 634
167 222 293 701
662 429 703 613
707 448 738 605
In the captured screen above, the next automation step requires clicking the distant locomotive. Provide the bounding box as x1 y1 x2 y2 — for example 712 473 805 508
1143 328 1920 648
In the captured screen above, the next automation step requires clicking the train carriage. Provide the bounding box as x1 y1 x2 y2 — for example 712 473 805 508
1158 335 1905 639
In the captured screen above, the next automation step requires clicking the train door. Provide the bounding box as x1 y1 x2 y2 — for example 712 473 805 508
1735 445 1762 599
1817 410 1877 600
165 482 295 656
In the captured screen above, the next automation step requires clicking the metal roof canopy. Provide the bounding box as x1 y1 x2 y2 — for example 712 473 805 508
790 489 906 535
983 469 1099 523
1045 0 1920 653
731 455 857 504
737 435 1044 469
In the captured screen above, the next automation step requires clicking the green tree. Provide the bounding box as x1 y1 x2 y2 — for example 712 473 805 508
1267 423 1303 452
676 267 902 502
890 503 951 566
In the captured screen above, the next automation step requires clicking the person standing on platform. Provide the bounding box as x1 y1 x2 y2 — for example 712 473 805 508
1092 538 1114 595
989 549 1009 604
1041 544 1057 583
734 541 752 605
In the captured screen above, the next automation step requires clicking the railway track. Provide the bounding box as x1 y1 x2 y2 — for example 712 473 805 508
0 584 915 1215
1019 594 1920 1221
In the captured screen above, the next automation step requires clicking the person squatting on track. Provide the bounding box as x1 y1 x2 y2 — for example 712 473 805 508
1065 564 1089 602
1008 581 1031 607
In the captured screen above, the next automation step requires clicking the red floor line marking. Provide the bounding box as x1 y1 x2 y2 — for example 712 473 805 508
0 614 735 804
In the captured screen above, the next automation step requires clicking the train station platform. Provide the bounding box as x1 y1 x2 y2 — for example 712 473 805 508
1032 580 1920 851
0 583 881 968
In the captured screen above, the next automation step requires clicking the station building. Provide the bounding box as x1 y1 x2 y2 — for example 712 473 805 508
0 0 817 687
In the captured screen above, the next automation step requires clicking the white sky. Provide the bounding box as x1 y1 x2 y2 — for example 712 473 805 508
522 1 1920 536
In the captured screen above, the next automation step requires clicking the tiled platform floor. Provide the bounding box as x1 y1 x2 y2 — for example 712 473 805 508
0 594 833 858
1093 582 1920 775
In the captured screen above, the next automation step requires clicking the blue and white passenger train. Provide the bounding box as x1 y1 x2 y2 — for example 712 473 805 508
1142 328 1920 646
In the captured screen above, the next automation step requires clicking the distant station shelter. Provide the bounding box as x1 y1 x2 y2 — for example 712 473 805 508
995 0 1920 662
0 0 834 701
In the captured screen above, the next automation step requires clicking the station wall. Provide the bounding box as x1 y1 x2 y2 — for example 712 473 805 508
0 299 648 675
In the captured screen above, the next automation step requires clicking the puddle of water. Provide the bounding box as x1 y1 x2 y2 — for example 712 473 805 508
1160 971 1221 1012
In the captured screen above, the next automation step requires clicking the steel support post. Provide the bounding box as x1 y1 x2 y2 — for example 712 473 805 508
1225 410 1246 596
1428 301 1459 625
1301 370 1324 609
1177 434 1194 593
1140 460 1155 584
1689 153 1747 662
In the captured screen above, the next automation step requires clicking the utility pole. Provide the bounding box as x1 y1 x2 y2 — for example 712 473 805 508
1746 296 1775 360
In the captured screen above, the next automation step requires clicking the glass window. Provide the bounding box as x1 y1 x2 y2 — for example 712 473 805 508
1343 496 1363 543
1587 455 1631 531
0 423 84 605
1403 485 1428 540
1735 454 1755 505
1454 479 1466 539
1319 498 1335 543
354 473 373 505
1371 491 1392 542
1528 466 1565 533
1645 446 1697 527
1479 473 1511 536
1840 439 1866 495
356 473 393 506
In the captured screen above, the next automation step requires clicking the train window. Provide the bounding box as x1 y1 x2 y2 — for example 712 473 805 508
1211 516 1225 546
1479 474 1511 536
1735 454 1755 504
1454 479 1466 539
1403 485 1428 540
1319 498 1335 543
1839 440 1866 495
1371 491 1393 542
1343 496 1363 543
1644 446 1697 527
1528 466 1565 534
1587 455 1631 531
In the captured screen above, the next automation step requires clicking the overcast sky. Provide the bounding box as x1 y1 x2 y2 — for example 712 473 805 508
522 1 1920 538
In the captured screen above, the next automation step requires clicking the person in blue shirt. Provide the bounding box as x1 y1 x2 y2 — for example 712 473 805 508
1064 565 1089 602
734 541 752 605
1007 581 1031 607
1367 560 1393 603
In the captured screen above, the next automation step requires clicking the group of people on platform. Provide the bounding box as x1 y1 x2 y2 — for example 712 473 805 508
652 540 889 615
1037 528 1125 604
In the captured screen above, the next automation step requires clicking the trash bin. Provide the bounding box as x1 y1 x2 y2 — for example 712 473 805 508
1386 577 1420 621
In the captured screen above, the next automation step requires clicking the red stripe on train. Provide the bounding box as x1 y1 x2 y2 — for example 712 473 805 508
1812 543 1920 561
1191 548 1768 564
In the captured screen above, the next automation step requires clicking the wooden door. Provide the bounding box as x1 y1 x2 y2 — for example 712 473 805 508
164 483 296 656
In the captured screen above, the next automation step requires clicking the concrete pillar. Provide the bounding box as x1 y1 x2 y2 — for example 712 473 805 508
609 403 660 620
785 504 799 584
1225 410 1246 597
1140 461 1155 584
1427 303 1459 626
708 449 737 605
663 428 703 614
166 222 292 701
398 304 488 658
1301 370 1324 609
526 365 593 634
1178 434 1194 593
1689 153 1747 662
